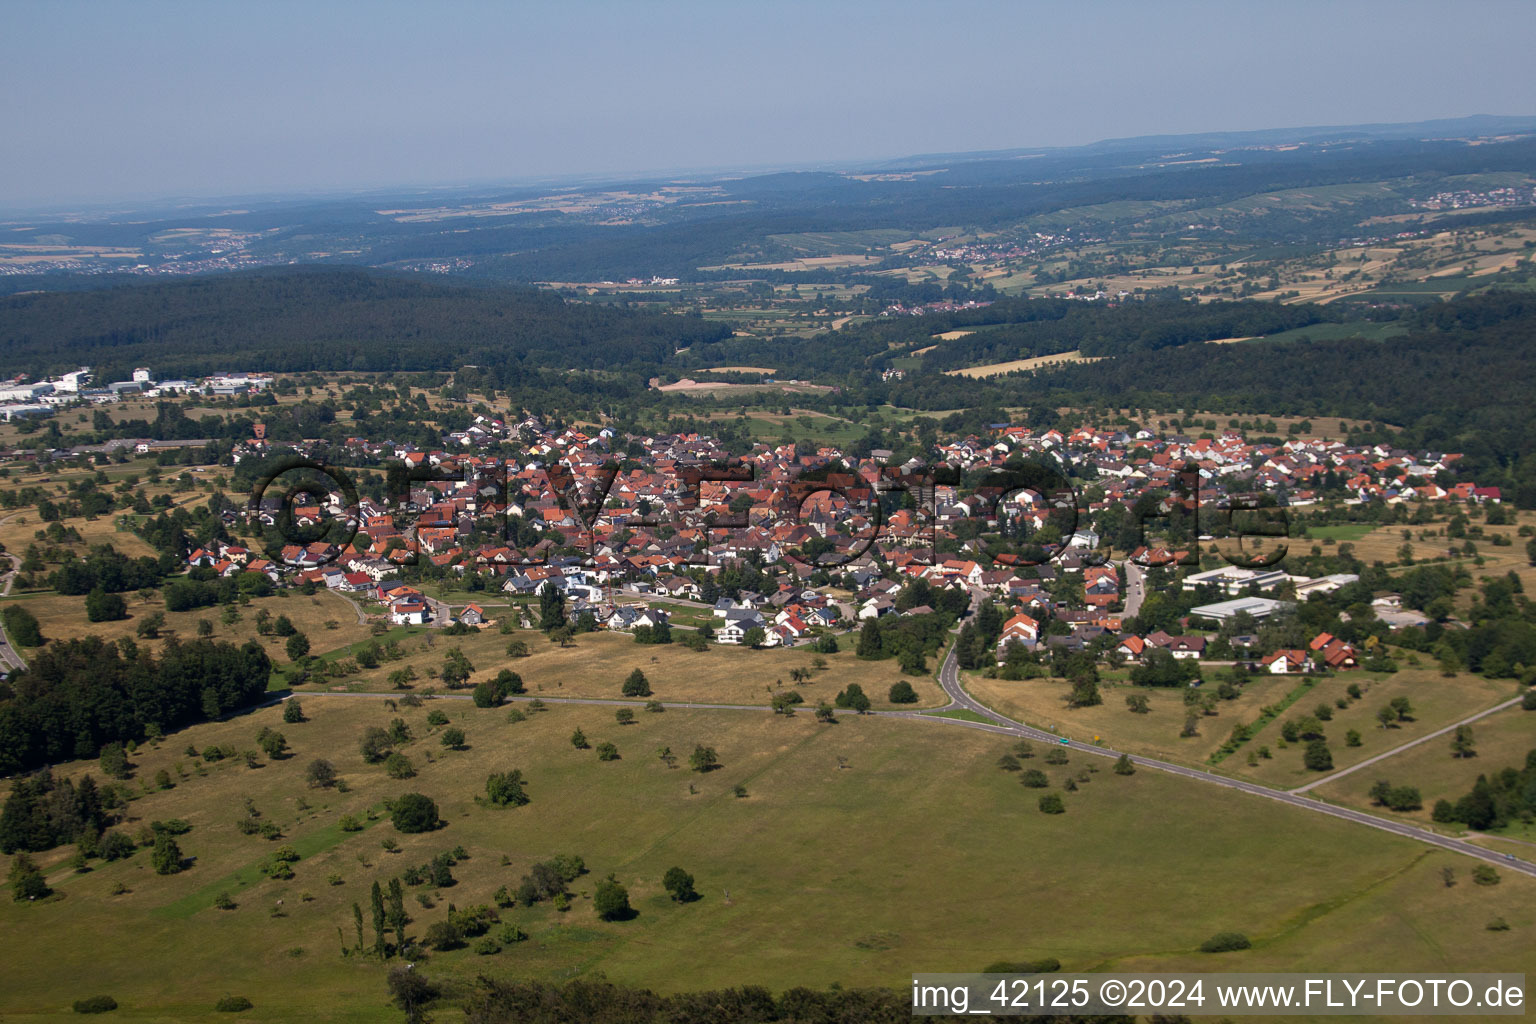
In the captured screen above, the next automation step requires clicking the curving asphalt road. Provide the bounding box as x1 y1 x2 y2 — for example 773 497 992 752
290 631 1535 879
922 641 1536 878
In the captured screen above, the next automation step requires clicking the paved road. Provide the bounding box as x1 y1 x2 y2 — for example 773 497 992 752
924 641 1536 879
1291 693 1528 794
1121 559 1146 620
331 590 369 625
0 551 28 672
291 639 1536 880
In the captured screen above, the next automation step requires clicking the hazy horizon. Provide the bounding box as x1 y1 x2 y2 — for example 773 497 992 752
6 0 1536 208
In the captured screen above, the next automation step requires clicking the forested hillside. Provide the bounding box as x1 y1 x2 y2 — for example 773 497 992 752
0 269 729 382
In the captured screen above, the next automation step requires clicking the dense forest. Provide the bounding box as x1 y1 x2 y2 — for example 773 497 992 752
0 636 273 773
0 268 729 383
425 973 1123 1024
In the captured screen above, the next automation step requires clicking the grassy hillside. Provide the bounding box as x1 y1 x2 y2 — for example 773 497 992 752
3 698 1532 1022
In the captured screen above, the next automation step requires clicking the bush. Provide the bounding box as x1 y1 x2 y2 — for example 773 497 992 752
214 996 253 1012
473 936 501 955
1020 769 1049 788
1037 793 1065 814
595 742 619 761
663 866 698 902
440 728 466 750
282 700 304 724
888 681 918 704
99 830 135 861
1472 865 1501 886
1199 931 1251 953
150 833 183 875
383 752 415 779
485 770 530 807
3 605 44 647
593 874 632 920
1303 739 1333 772
72 996 118 1014
621 669 652 697
304 759 337 789
1522 690 1536 711
390 793 440 834
423 920 464 951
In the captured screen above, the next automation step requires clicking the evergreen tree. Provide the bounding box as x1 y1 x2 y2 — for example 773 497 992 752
371 880 388 957
856 620 883 659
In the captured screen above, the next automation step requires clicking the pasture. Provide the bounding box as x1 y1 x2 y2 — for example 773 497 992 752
3 697 1531 1022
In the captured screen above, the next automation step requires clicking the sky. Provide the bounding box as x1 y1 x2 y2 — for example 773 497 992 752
4 0 1536 207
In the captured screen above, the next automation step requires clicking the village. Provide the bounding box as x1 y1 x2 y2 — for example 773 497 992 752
145 400 1509 680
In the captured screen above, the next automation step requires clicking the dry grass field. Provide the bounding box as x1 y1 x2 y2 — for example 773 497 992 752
3 697 1530 1021
1315 703 1536 835
944 351 1103 379
1228 670 1515 788
298 627 948 712
965 671 1300 767
11 587 371 666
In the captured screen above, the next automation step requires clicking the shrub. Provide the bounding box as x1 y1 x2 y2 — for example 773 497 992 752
305 759 338 788
1303 739 1333 772
282 700 305 724
383 752 415 779
214 996 253 1012
888 681 918 704
440 728 466 750
1020 769 1049 788
390 793 440 834
484 770 530 808
151 833 183 875
1199 931 1251 953
98 830 135 861
1037 793 1065 814
1472 865 1501 886
621 669 651 697
423 920 464 951
9 853 50 900
473 937 501 955
593 874 631 920
662 866 698 902
426 709 449 726
72 995 118 1014
595 742 619 761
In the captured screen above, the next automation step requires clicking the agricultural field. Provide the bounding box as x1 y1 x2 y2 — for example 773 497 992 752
295 627 947 712
942 351 1103 379
3 697 1532 1022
